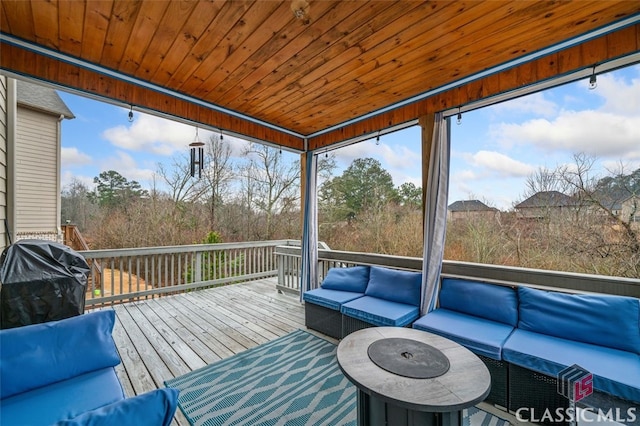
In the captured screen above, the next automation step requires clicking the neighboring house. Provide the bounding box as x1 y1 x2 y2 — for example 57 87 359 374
447 200 499 221
514 191 577 220
0 77 74 249
592 190 640 223
619 195 639 223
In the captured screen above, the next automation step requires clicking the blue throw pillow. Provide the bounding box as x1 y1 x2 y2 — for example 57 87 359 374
321 266 370 293
364 266 422 306
0 310 121 399
55 388 179 426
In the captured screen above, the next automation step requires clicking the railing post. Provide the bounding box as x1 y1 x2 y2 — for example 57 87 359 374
194 250 202 283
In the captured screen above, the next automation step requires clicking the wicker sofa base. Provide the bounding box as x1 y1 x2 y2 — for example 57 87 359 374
304 302 343 340
341 315 375 338
477 355 508 409
508 363 570 425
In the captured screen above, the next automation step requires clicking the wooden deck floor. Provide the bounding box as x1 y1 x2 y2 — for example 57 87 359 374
97 278 310 426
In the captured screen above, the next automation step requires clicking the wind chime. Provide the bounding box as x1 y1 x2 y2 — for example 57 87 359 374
189 127 205 178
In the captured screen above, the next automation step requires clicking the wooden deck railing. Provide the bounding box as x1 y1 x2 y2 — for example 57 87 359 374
275 245 640 298
80 240 298 307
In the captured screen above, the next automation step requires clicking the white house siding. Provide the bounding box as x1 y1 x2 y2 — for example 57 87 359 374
0 76 7 251
15 106 59 241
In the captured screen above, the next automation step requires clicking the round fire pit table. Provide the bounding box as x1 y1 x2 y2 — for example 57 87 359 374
337 327 491 426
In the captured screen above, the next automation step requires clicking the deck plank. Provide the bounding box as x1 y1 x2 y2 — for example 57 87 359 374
97 279 302 426
107 278 305 395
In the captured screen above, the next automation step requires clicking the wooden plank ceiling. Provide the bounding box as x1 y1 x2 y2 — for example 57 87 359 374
1 1 639 151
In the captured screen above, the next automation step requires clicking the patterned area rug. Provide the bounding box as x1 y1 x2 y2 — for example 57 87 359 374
165 329 356 426
165 329 512 426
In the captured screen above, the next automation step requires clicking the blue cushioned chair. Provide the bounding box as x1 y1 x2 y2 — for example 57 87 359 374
341 266 421 336
302 266 369 339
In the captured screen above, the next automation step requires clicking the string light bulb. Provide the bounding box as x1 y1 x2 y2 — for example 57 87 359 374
589 66 597 90
456 108 462 125
128 105 134 122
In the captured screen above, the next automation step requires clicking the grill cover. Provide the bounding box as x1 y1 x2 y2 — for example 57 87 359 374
0 239 90 329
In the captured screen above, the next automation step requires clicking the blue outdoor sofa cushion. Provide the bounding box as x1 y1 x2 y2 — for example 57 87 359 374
364 266 421 307
1 367 126 426
56 388 179 426
302 288 365 311
412 309 514 360
341 295 419 327
320 266 370 293
0 310 121 399
518 286 640 354
503 329 640 402
439 278 518 326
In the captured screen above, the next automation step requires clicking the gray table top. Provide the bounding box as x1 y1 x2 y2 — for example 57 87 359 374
337 327 491 413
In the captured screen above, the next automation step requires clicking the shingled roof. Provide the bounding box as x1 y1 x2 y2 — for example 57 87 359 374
16 80 74 119
448 200 496 212
515 191 577 209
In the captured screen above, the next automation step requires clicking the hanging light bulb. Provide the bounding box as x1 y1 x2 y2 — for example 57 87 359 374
189 127 205 179
376 131 381 146
128 105 134 122
220 129 224 141
589 66 597 90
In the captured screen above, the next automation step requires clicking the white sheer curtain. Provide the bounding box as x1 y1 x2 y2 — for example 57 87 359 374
420 112 451 315
300 151 318 301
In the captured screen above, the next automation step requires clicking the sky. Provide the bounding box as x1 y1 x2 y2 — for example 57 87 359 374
59 64 640 211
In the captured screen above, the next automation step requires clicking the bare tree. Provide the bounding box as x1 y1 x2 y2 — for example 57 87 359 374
61 178 97 231
156 153 207 204
239 143 300 239
202 134 234 230
560 153 639 257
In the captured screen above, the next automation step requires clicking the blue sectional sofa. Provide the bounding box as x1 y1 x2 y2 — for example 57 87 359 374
412 278 518 408
303 265 422 339
0 310 179 425
303 265 370 339
504 286 640 423
412 278 640 422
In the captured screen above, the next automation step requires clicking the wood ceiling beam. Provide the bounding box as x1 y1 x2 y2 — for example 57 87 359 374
0 41 305 151
308 23 640 150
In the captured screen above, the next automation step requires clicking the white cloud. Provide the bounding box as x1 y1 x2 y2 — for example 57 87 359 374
467 151 536 178
491 92 558 117
61 147 92 167
102 113 209 156
98 151 156 185
102 110 254 159
491 66 640 159
493 110 640 157
591 68 640 117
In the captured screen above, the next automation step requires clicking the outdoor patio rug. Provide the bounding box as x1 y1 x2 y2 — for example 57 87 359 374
164 329 357 426
165 329 511 426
